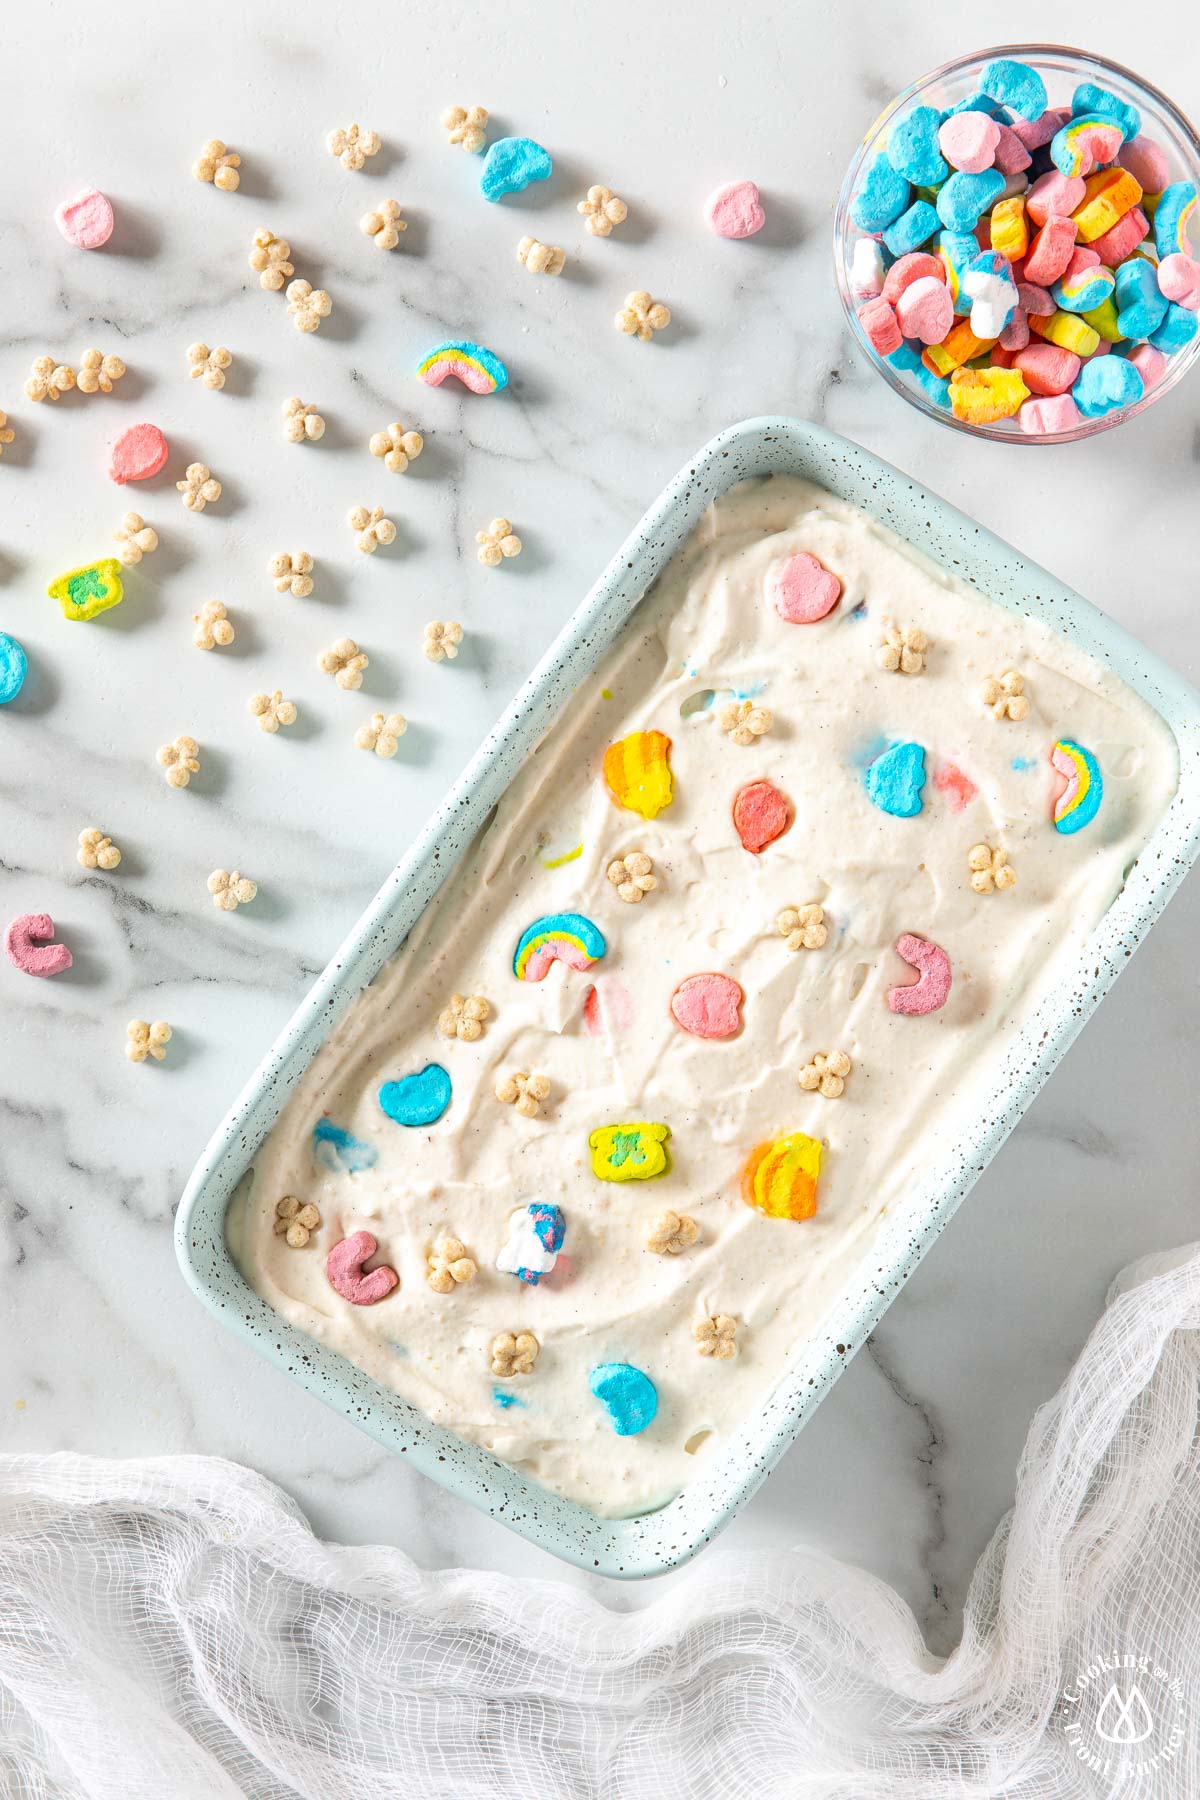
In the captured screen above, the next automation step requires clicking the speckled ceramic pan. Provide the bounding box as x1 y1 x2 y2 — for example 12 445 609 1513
175 417 1200 1579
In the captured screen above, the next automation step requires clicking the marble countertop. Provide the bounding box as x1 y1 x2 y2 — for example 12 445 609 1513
2 0 1198 1643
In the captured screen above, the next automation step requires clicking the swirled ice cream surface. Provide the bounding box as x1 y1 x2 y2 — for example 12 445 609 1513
228 475 1178 1516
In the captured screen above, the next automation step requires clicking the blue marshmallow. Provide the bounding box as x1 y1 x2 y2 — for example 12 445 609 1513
882 199 940 257
980 58 1048 121
1149 301 1199 353
479 136 552 201
864 741 927 818
889 339 951 407
589 1362 658 1437
947 91 1011 122
1072 354 1145 418
1071 81 1142 142
886 106 949 186
851 153 912 232
937 168 1006 232
377 1062 452 1127
1115 258 1169 340
0 632 27 705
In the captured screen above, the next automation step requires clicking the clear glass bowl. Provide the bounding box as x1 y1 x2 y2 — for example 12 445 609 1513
834 45 1200 443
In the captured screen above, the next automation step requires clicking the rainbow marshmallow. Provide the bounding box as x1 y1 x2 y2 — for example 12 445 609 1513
513 911 606 981
416 339 508 394
1051 738 1103 834
1154 182 1198 260
1051 114 1126 180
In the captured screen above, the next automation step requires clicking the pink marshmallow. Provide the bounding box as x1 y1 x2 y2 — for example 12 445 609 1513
109 422 169 485
887 934 951 1016
938 111 1001 174
998 307 1031 351
53 187 114 249
994 125 1032 176
857 295 902 355
1128 342 1169 389
1013 342 1081 395
704 179 766 239
881 252 945 304
1024 217 1077 286
1018 280 1056 316
1089 206 1149 268
895 275 954 344
1060 245 1102 281
1010 110 1061 152
4 912 73 978
325 1231 399 1306
1158 253 1200 310
1118 134 1171 197
1019 394 1083 435
1027 171 1087 227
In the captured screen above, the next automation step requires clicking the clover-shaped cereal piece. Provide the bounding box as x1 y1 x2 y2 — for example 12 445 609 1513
719 699 773 746
269 551 314 597
877 622 927 675
426 1235 478 1293
606 851 656 904
77 827 121 871
208 868 257 911
327 124 381 170
76 349 126 396
360 199 406 249
438 992 490 1041
249 690 298 734
516 236 565 277
249 228 294 290
646 1210 699 1256
157 735 200 788
615 290 671 341
777 902 827 951
348 505 396 554
0 411 14 456
799 1049 852 1098
476 517 521 567
193 599 234 650
968 843 1017 893
275 1195 321 1247
177 463 222 512
442 105 488 153
286 279 332 334
187 343 233 390
355 711 406 757
26 357 76 403
282 397 325 443
113 512 158 566
369 422 423 473
423 620 463 663
193 138 241 191
982 669 1031 721
494 1070 551 1119
318 636 369 690
693 1313 739 1359
126 1019 172 1063
490 1330 539 1377
578 185 628 237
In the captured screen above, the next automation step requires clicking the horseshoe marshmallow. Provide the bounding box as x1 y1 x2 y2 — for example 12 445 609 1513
887 932 951 1015
4 912 73 978
325 1230 399 1305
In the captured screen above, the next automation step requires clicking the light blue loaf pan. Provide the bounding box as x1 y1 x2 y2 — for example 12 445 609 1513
175 418 1200 1579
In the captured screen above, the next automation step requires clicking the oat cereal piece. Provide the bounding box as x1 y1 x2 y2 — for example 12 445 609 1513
442 105 488 154
157 735 200 788
798 1049 852 1098
606 851 656 904
693 1313 739 1359
274 1196 321 1247
177 463 221 512
77 828 121 872
286 279 332 334
490 1330 539 1376
249 228 294 290
187 343 233 390
719 699 773 745
207 868 258 911
348 505 396 554
318 636 368 690
282 397 325 443
968 843 1018 893
369 422 423 473
877 622 928 674
360 199 406 248
126 1019 172 1063
269 551 314 597
113 512 158 566
615 290 671 340
193 600 234 649
0 412 14 457
76 349 126 396
193 139 241 191
516 235 565 276
494 1070 551 1119
327 124 381 171
776 903 828 951
982 669 1031 721
25 358 76 403
355 711 406 757
438 992 490 1041
426 1235 478 1292
476 517 521 566
578 185 628 237
249 690 298 734
646 1210 699 1255
423 620 463 662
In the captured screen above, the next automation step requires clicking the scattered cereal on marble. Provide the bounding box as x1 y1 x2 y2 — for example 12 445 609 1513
77 828 121 871
47 559 124 622
248 690 298 734
1051 738 1103 834
177 463 222 512
274 1196 321 1248
704 179 765 238
186 343 232 390
0 411 14 457
476 517 521 566
646 1210 699 1255
355 710 407 756
76 349 126 395
326 124 380 171
110 423 169 485
605 851 656 904
615 290 671 341
578 185 627 236
732 779 790 853
442 105 488 154
0 633 28 704
589 1361 657 1436
325 1230 398 1306
416 339 508 394
693 1313 739 1358
25 357 76 403
438 992 490 1041
369 422 423 472
270 551 315 597
496 1203 565 1284
968 843 1017 893
491 1330 539 1377
480 136 552 201
769 550 843 624
318 637 368 690
208 868 258 912
589 1121 670 1182
348 505 396 553
113 512 158 566
192 139 241 191
425 1235 477 1292
799 1049 852 1098
887 932 952 1016
286 279 332 334
670 973 744 1040
863 741 927 818
54 187 115 249
4 912 73 978
423 620 463 662
777 903 827 950
494 1070 551 1119
360 198 406 248
719 699 773 745
126 1019 171 1063
377 1062 452 1127
157 735 201 788
249 228 294 290
603 730 673 819
516 235 565 276
513 911 606 981
876 622 927 674
282 397 325 443
742 1132 822 1221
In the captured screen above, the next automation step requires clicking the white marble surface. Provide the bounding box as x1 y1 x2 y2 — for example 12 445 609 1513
1 0 1198 1644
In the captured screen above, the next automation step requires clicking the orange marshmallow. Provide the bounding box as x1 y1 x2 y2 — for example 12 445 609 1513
990 195 1029 262
1072 167 1143 245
